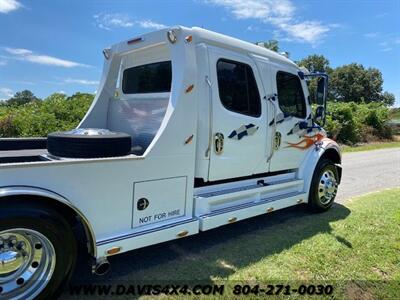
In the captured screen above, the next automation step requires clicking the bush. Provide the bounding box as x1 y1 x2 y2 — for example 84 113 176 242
325 102 392 144
0 93 94 137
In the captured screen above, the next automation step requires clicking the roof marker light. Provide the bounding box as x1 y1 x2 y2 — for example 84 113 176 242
127 37 143 45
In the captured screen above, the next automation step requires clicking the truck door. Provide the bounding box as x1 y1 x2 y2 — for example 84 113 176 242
268 63 311 172
207 47 267 181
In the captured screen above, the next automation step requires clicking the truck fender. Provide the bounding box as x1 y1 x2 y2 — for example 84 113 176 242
0 185 97 258
297 139 342 202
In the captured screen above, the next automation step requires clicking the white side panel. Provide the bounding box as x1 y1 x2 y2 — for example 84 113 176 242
195 179 303 216
97 219 199 257
132 177 186 228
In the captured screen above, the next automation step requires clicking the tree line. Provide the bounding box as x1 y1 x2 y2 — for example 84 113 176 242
256 40 395 106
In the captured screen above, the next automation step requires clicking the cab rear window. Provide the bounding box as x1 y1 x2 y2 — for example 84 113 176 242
122 61 172 94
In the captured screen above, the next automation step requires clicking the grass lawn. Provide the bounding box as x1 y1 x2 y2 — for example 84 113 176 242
342 141 400 153
211 189 400 299
76 190 400 299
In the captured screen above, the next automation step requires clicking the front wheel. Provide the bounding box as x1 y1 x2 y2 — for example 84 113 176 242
308 158 339 212
0 204 77 299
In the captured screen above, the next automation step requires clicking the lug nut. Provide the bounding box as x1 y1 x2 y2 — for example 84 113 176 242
16 241 26 250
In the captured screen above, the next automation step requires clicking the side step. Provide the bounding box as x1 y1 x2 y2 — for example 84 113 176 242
195 176 304 215
198 192 307 231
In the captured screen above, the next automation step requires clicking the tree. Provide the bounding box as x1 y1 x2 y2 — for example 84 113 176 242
256 40 280 52
297 54 332 103
6 90 40 106
329 64 384 103
382 91 395 107
296 54 331 73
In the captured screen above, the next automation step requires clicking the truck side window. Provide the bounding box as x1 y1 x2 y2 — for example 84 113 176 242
276 71 306 118
122 61 172 94
217 59 261 117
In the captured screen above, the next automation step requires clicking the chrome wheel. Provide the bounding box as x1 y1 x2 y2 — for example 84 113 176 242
0 229 56 300
317 169 338 205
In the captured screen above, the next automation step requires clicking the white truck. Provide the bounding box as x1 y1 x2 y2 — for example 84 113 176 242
0 26 341 299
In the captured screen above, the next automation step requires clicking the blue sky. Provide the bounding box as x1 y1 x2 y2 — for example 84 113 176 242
0 0 399 106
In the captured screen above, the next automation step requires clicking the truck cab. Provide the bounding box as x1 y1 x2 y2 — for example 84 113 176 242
0 26 341 299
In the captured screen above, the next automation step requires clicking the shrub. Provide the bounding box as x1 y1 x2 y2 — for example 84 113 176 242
0 93 94 137
325 102 392 144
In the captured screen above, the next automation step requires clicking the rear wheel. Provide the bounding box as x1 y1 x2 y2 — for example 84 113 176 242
308 158 339 212
0 204 77 299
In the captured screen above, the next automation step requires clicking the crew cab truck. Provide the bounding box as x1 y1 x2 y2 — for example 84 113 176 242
0 26 341 299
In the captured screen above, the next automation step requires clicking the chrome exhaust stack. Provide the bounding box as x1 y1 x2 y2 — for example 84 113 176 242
93 257 111 276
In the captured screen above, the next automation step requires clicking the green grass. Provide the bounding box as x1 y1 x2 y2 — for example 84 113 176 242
217 189 400 299
342 141 400 153
98 189 400 300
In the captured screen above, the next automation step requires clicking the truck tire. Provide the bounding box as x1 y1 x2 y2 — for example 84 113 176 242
0 203 77 300
308 158 339 212
47 128 132 158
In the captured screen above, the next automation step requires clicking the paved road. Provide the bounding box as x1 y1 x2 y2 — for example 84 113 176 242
335 148 400 203
61 148 400 298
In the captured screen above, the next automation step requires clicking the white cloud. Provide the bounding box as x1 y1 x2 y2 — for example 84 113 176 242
136 20 168 30
205 0 333 45
0 59 7 66
65 78 99 85
363 32 379 39
277 21 330 45
0 0 21 14
94 13 167 31
4 47 89 68
0 87 14 100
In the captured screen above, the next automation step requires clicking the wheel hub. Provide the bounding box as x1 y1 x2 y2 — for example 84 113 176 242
0 229 56 299
0 235 29 278
318 170 338 204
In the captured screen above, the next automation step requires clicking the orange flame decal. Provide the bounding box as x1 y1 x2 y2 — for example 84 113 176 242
285 133 325 150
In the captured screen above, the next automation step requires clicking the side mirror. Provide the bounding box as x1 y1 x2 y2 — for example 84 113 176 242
316 77 326 105
315 106 325 125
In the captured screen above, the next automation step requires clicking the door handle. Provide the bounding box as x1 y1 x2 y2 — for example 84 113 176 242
214 133 224 155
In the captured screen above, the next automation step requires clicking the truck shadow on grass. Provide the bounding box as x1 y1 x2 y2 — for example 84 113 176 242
66 203 350 295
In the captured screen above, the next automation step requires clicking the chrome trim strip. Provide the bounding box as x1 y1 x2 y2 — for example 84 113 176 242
97 218 197 246
0 185 97 258
199 191 304 218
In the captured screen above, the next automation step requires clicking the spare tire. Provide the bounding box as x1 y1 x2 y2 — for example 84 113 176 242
47 128 132 158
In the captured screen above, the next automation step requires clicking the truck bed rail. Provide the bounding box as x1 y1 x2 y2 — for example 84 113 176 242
0 138 47 151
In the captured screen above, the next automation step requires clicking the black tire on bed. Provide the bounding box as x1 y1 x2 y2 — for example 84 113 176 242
47 129 132 158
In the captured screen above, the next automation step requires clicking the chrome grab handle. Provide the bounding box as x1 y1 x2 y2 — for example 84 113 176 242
214 133 224 155
267 95 277 162
205 75 213 158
